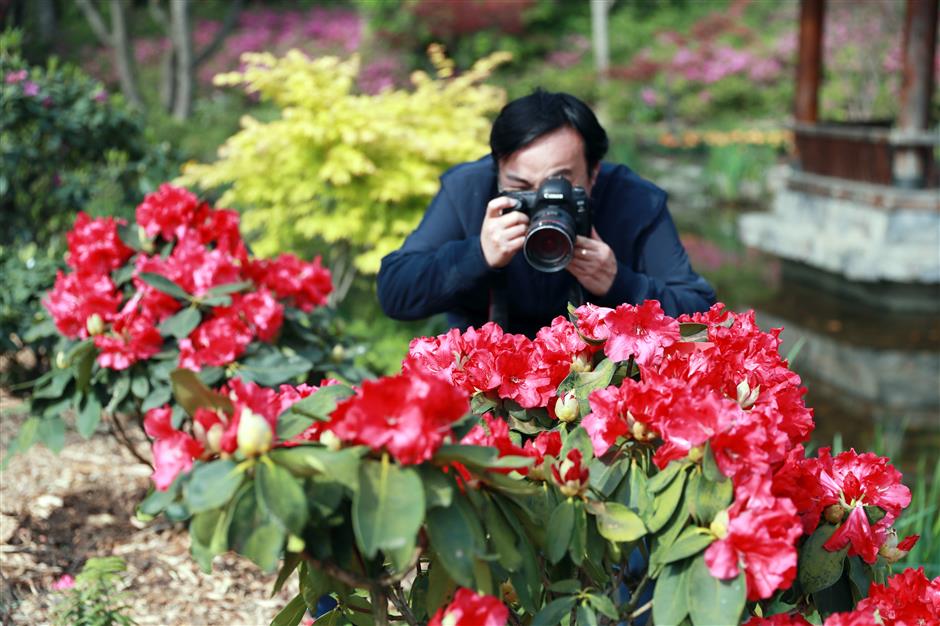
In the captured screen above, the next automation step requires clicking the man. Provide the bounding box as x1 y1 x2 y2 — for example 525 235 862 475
377 89 716 337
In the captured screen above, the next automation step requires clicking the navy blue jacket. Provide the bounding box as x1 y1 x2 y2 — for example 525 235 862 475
377 156 716 337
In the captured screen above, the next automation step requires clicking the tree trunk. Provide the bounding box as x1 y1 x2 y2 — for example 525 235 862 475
170 0 194 120
590 0 615 126
36 0 57 47
109 0 144 109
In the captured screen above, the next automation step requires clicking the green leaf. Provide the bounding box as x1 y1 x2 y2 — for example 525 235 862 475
277 384 356 439
69 339 95 392
77 393 102 438
648 460 684 493
548 579 582 593
36 417 65 454
237 350 313 386
799 523 848 594
569 499 587 565
532 596 577 626
432 444 499 469
190 506 233 570
546 498 576 564
702 441 726 482
659 527 715 564
557 357 616 416
679 322 709 341
352 458 424 559
242 521 286 572
170 368 234 417
426 495 484 588
586 593 618 620
141 385 172 412
426 557 457 617
846 555 871 600
131 374 150 399
139 271 190 300
268 445 362 492
158 306 201 339
256 462 309 536
420 466 454 509
105 376 131 413
687 553 745 626
577 604 598 626
33 370 71 399
197 294 233 307
300 562 332 612
645 465 688 533
588 454 630 498
653 559 691 626
483 496 522 572
590 501 647 542
270 594 307 626
184 460 244 514
138 479 182 518
687 470 733 525
205 281 254 297
560 425 593 461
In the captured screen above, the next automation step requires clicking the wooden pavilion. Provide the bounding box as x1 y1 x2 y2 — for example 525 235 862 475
740 0 940 311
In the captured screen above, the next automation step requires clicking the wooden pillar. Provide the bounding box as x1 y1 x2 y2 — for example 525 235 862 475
795 0 825 123
894 0 938 188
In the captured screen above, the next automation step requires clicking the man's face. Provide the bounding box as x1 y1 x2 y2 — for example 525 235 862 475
497 125 599 195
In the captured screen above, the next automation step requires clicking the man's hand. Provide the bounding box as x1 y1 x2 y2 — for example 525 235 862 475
481 196 529 268
567 227 617 296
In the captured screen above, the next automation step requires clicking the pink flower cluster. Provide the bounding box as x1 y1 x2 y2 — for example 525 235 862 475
747 567 940 626
405 300 916 603
145 378 324 489
43 184 332 371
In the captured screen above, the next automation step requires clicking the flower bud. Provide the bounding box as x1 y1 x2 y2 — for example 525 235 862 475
286 534 306 553
554 393 579 423
137 224 155 253
710 509 730 539
85 313 105 336
500 580 518 605
569 351 593 373
319 429 342 451
236 408 272 458
55 351 69 369
631 419 653 441
736 379 760 409
824 503 846 525
330 344 346 363
687 445 704 463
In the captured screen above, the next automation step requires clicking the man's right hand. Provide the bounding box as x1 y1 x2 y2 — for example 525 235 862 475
480 196 530 268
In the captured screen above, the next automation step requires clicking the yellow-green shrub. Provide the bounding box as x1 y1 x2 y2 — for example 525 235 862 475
179 45 510 274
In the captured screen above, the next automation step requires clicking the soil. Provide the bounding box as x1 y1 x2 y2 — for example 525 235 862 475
0 393 300 626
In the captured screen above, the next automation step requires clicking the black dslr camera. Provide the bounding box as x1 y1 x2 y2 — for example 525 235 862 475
502 176 592 272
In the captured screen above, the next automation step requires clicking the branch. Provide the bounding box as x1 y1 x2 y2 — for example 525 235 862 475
193 0 244 68
76 0 113 46
299 545 424 590
388 584 419 626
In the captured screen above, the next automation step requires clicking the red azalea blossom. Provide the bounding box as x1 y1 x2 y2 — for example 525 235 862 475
44 271 122 339
247 253 333 312
177 313 253 370
572 302 613 341
744 615 813 626
428 588 508 626
460 414 527 473
225 289 284 342
551 449 589 497
192 204 248 260
144 405 204 491
854 567 940 625
821 613 879 626
66 212 134 276
327 370 468 465
603 300 680 366
522 430 562 465
137 232 242 297
704 485 802 601
94 308 163 370
135 183 203 241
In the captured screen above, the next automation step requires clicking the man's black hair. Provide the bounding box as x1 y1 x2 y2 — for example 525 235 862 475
490 88 609 171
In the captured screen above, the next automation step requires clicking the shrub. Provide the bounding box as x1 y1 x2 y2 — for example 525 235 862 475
140 301 934 624
51 557 135 626
178 45 510 276
6 184 368 465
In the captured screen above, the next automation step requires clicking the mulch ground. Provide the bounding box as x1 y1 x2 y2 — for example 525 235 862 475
0 393 300 625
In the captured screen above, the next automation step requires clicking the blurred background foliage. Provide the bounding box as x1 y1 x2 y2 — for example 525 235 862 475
0 0 931 373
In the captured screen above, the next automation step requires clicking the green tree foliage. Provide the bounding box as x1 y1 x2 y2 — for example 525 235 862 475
178 45 510 275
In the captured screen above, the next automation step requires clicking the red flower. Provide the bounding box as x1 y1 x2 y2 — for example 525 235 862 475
522 430 562 465
327 370 469 465
44 271 122 339
460 414 527 473
603 300 680 366
247 253 333 312
177 313 253 369
66 212 133 276
94 308 163 370
551 449 590 497
136 184 203 241
704 488 802 600
854 567 940 626
744 615 813 626
226 289 284 342
137 232 243 297
821 613 879 626
144 405 204 491
581 384 632 456
192 205 248 260
428 588 508 626
573 302 613 341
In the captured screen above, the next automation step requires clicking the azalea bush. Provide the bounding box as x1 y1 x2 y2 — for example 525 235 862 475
137 300 936 625
7 184 367 463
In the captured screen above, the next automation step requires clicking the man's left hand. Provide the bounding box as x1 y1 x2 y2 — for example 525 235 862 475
567 227 617 297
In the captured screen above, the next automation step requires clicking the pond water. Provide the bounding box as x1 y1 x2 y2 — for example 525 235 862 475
749 262 940 480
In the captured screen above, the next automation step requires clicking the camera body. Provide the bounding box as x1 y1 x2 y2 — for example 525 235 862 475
502 176 592 272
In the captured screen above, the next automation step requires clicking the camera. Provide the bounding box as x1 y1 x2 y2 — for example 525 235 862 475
502 176 592 272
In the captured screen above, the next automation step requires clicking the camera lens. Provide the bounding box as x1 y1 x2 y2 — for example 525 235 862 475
523 207 576 272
